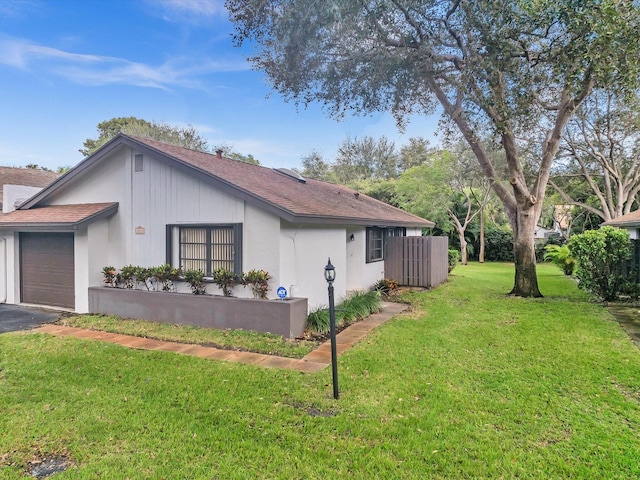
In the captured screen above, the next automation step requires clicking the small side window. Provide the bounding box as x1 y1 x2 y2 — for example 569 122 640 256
134 154 143 172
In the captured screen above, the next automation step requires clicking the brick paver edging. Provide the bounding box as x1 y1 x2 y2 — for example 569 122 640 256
33 302 409 373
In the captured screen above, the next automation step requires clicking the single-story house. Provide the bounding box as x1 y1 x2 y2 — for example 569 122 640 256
0 166 60 213
603 211 640 239
0 134 433 313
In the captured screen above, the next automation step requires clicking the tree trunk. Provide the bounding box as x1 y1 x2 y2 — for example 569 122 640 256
479 206 485 263
510 206 542 297
458 231 468 265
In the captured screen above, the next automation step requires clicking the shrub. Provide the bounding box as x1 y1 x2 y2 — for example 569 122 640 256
120 265 137 289
543 244 575 275
242 269 272 299
482 229 514 262
153 264 181 292
133 266 153 291
212 268 237 297
568 226 632 301
448 249 460 272
374 278 399 298
101 266 118 287
183 269 207 295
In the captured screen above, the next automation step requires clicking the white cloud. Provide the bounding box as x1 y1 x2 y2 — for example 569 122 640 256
151 0 227 23
0 36 249 89
0 0 42 18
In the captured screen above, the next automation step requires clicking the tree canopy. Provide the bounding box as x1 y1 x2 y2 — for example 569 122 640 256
80 117 210 156
227 0 640 296
551 89 640 221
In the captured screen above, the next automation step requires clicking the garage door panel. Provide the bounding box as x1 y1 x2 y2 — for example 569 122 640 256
20 233 74 309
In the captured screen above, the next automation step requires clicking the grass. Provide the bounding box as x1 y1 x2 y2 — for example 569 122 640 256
2 262 640 478
60 315 318 359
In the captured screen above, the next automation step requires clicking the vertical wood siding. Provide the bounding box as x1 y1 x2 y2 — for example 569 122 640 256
385 236 448 288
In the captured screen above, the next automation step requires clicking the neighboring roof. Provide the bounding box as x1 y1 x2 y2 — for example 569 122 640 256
23 134 433 228
0 166 60 207
0 202 118 231
602 210 640 228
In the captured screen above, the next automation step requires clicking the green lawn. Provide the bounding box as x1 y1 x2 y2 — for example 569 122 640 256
1 263 640 478
60 315 318 359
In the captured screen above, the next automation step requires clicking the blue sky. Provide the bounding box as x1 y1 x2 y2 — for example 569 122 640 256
0 0 439 170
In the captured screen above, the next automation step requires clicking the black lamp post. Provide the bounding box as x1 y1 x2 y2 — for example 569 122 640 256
324 258 339 400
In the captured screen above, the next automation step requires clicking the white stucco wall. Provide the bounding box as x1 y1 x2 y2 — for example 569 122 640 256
0 237 5 303
2 232 19 304
3 185 43 213
279 222 347 309
3 144 426 312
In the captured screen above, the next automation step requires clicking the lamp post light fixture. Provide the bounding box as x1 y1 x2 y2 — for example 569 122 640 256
324 258 339 400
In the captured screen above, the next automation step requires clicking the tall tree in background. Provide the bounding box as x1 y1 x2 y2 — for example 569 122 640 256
227 0 640 297
396 151 491 264
81 117 259 164
333 136 398 183
80 117 210 156
551 90 640 221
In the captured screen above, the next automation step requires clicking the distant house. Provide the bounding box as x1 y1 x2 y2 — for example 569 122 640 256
602 211 640 239
0 134 433 312
0 166 59 213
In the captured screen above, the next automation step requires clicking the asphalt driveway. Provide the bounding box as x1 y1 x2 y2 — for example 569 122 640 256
0 304 61 334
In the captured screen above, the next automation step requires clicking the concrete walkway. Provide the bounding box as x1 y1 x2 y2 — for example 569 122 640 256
33 302 409 373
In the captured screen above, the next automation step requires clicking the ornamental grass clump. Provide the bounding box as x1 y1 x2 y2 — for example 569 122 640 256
304 289 381 335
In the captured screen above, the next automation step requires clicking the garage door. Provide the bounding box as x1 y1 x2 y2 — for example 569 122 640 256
20 232 74 309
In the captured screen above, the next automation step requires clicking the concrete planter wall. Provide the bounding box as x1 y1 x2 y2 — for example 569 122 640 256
88 287 308 338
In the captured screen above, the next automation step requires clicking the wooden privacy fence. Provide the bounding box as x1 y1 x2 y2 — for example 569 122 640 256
385 236 449 288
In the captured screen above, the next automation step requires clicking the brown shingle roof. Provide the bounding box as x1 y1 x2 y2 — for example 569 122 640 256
0 166 59 202
0 203 118 229
602 210 640 228
122 135 433 227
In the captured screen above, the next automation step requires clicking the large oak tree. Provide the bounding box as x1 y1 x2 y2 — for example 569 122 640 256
227 0 640 296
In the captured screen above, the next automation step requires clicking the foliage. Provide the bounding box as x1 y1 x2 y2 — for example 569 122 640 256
183 269 207 295
241 269 272 299
80 117 210 156
101 266 118 287
568 226 632 301
227 0 640 297
119 264 137 289
374 278 399 298
479 228 514 262
447 249 460 273
305 290 381 335
153 264 181 292
339 290 381 326
212 268 237 297
133 266 153 291
543 245 575 276
551 89 640 222
304 306 330 335
63 315 317 359
4 263 640 477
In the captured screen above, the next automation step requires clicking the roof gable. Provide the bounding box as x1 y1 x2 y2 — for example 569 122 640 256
22 134 434 228
603 210 640 228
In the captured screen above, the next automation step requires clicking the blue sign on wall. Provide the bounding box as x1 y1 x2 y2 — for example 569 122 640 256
276 286 287 299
